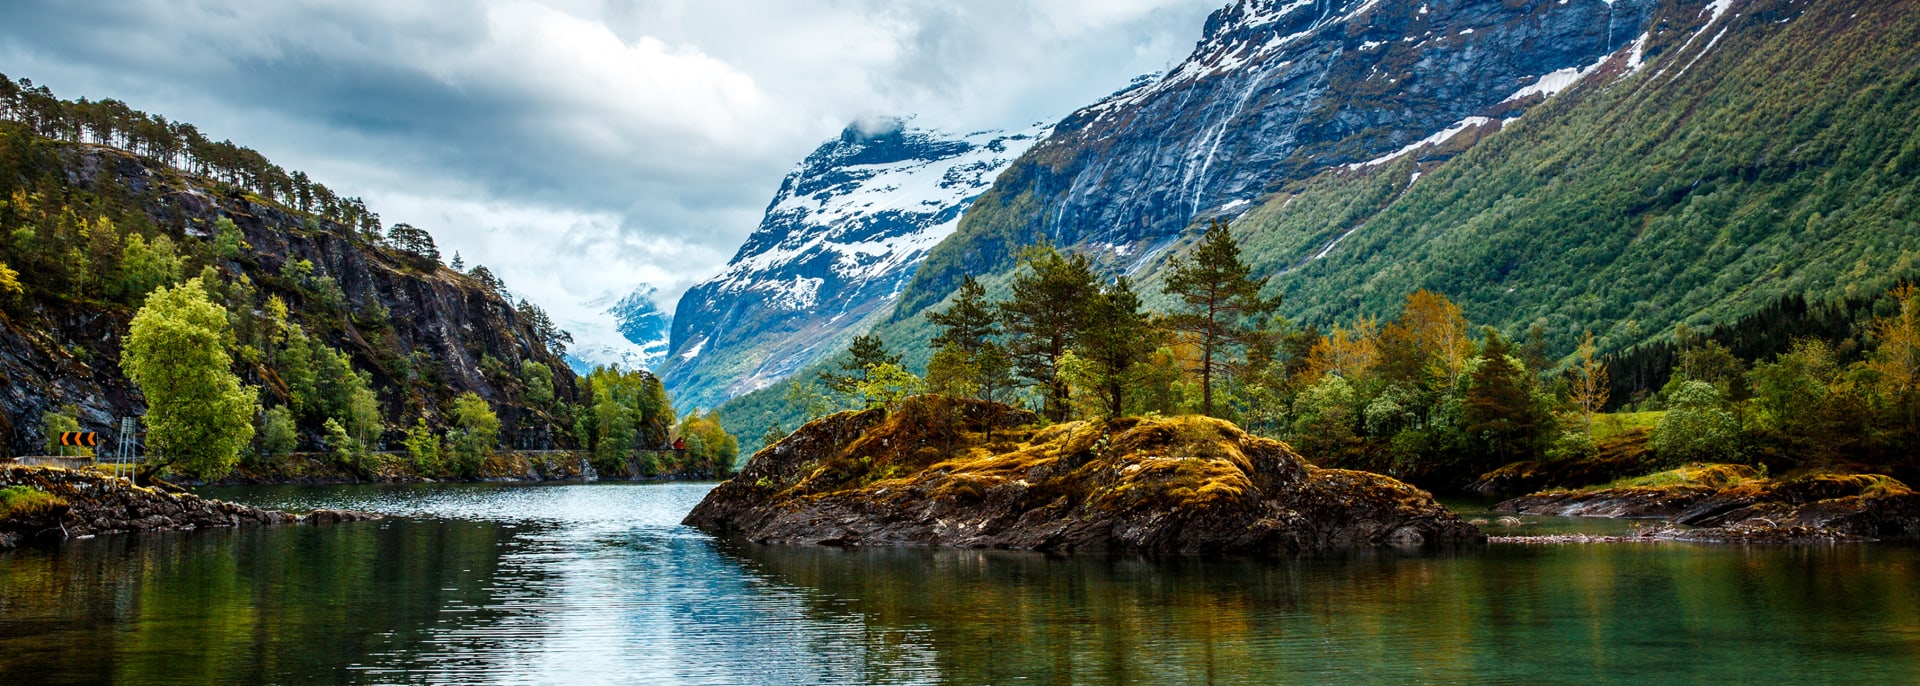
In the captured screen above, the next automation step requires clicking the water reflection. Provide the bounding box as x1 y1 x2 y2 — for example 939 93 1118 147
1 482 1917 684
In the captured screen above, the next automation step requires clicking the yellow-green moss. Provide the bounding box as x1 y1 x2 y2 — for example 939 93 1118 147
0 485 67 520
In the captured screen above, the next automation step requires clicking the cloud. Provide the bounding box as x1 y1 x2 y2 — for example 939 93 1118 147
0 0 1219 362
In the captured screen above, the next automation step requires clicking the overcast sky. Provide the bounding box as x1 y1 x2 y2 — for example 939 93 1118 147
0 0 1220 357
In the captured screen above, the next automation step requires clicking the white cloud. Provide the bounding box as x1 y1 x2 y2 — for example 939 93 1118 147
0 0 1221 363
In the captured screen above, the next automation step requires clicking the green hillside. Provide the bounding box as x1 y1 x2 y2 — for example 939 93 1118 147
718 0 1920 454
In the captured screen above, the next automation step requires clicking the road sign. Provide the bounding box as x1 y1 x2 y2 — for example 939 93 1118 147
59 432 97 447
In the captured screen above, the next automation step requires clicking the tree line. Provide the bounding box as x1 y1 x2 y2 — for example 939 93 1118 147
1 73 385 237
778 220 1920 488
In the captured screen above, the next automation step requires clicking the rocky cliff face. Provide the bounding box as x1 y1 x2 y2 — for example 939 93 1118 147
662 121 1046 408
0 140 576 455
685 397 1482 554
894 0 1659 316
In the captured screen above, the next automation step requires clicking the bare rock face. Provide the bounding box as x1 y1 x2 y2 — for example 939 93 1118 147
684 397 1482 554
0 465 378 547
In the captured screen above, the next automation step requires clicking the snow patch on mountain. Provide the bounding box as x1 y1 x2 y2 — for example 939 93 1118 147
660 119 1049 407
564 287 672 373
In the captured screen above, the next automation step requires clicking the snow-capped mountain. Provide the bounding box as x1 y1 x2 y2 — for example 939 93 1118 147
892 0 1663 317
660 120 1047 407
564 287 672 374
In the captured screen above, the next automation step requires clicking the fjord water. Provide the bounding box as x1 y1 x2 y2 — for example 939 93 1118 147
2 483 1916 684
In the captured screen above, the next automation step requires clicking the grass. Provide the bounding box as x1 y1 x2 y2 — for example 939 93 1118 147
0 485 67 520
1597 463 1765 491
1589 411 1665 442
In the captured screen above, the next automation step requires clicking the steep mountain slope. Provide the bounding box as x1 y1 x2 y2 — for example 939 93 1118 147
1231 0 1920 355
894 0 1659 318
661 121 1045 408
567 287 671 374
716 0 1920 448
0 120 576 455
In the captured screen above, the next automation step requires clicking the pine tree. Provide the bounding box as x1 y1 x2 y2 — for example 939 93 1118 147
1161 220 1277 416
928 274 998 355
1463 330 1546 468
927 273 1012 402
1080 276 1157 418
999 245 1099 421
818 334 901 406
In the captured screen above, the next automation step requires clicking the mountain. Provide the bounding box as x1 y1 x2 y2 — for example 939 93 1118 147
895 0 1661 318
659 120 1047 408
0 81 577 455
565 287 672 374
715 0 1920 446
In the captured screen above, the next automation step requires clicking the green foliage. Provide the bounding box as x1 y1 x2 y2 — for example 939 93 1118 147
577 367 674 466
1162 219 1280 416
676 410 739 477
855 362 925 410
116 233 183 302
1652 381 1742 463
256 405 298 464
402 417 441 473
1079 276 1159 418
1463 332 1552 471
39 404 84 456
121 278 258 480
446 392 498 476
520 360 555 410
999 245 1100 421
819 334 901 405
0 485 65 520
212 217 245 259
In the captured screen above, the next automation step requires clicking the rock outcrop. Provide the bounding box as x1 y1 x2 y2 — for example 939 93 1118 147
684 397 1482 554
1494 466 1920 543
0 136 576 455
0 465 377 548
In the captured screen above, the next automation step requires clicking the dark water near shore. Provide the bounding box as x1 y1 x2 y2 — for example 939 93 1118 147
2 482 1918 684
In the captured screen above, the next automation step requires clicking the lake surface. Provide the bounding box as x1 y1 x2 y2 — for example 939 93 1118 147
2 482 1918 684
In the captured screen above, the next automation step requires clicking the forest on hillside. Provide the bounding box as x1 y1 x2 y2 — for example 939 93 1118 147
0 73 735 481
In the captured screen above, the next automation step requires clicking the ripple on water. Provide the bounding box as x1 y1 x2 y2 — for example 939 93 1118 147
0 482 1913 684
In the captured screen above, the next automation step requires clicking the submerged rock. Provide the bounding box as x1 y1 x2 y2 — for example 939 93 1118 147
684 397 1483 554
1494 466 1920 543
0 465 378 548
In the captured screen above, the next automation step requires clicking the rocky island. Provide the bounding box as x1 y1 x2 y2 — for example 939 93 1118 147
1493 464 1920 543
684 397 1483 554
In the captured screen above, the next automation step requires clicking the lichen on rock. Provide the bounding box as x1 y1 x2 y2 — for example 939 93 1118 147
684 396 1483 554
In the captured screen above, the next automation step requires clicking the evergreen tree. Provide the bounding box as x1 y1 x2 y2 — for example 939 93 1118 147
1080 276 1157 418
927 273 1014 402
1161 219 1278 416
1463 330 1546 469
929 274 998 354
818 334 901 405
999 245 1100 421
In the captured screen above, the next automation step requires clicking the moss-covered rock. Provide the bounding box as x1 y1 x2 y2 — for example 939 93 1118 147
0 465 376 548
1493 464 1920 542
684 396 1482 554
